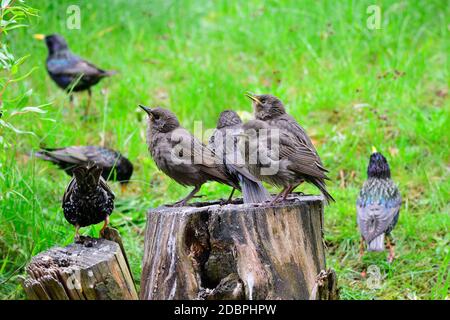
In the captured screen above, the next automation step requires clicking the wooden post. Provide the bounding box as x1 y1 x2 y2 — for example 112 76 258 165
21 228 138 300
140 194 338 300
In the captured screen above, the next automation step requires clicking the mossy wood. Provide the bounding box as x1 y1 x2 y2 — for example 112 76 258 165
21 227 138 300
140 194 338 300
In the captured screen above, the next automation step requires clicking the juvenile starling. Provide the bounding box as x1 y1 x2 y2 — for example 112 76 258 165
244 93 334 203
62 163 115 240
209 110 270 203
139 105 263 206
357 148 401 262
34 33 116 115
35 146 133 191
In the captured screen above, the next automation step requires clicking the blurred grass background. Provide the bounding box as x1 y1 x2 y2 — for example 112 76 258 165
0 0 448 299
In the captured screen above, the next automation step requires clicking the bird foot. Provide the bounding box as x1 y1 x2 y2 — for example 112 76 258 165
168 200 188 207
387 254 395 264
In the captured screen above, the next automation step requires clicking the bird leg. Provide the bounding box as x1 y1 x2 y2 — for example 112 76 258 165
223 188 236 204
268 186 289 205
74 225 81 242
100 215 110 238
281 185 295 201
386 236 395 263
69 94 74 109
120 183 128 194
173 185 201 207
85 88 92 117
359 236 365 261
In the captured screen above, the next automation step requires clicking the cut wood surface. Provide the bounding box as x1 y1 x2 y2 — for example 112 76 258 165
21 228 138 300
140 194 338 300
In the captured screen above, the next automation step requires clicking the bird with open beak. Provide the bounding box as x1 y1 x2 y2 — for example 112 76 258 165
33 33 116 116
140 105 262 206
357 147 401 263
244 93 334 204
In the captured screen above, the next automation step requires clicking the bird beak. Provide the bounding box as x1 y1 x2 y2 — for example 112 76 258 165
245 92 262 105
371 146 377 153
33 34 45 41
139 104 153 116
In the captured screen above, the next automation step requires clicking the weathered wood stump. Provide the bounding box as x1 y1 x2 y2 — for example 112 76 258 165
140 194 338 300
21 228 138 300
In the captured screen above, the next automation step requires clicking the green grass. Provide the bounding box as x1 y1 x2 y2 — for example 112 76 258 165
1 0 448 299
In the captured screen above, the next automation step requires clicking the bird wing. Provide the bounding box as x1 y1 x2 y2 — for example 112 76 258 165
273 115 319 155
43 146 118 168
357 197 401 243
277 131 329 179
170 128 231 184
47 55 106 77
99 177 115 200
62 176 76 203
42 146 89 165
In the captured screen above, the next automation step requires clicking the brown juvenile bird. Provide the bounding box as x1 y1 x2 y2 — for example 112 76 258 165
209 110 270 203
140 105 264 206
243 93 334 203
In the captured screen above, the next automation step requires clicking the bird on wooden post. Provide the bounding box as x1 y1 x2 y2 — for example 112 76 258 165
209 110 270 203
35 146 133 193
357 147 401 263
139 105 266 206
33 33 116 116
243 93 334 204
62 163 115 241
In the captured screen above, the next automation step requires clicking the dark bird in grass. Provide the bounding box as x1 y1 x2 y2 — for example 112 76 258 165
62 163 115 241
35 146 133 192
208 110 270 203
244 93 334 204
33 33 116 116
139 105 266 206
357 147 401 263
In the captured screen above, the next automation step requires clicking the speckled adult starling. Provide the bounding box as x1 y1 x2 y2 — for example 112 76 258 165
244 93 334 203
209 110 270 203
34 33 116 115
62 163 115 240
357 148 401 262
139 105 264 206
36 146 133 191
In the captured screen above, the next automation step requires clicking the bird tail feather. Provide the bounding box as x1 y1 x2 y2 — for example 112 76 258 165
310 178 335 205
367 234 385 252
238 174 270 204
73 163 103 190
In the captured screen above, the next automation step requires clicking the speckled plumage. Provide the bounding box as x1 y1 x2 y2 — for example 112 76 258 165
42 34 115 92
62 164 115 229
36 146 133 184
357 152 401 252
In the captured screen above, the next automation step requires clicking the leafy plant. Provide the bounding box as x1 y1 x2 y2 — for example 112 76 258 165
0 0 48 147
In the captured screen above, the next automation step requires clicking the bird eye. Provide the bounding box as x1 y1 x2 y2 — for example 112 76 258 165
260 98 266 103
153 114 160 120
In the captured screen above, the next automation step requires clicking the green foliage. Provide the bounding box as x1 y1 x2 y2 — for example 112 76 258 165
0 1 48 147
0 0 449 299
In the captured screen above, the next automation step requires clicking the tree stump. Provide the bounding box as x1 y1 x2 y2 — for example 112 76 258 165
21 228 138 300
140 194 338 300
